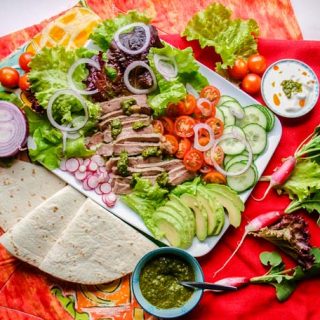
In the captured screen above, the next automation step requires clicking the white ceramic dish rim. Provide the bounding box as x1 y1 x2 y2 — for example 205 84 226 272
261 58 319 118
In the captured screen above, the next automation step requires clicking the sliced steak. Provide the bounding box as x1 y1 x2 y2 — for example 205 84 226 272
99 109 123 121
113 142 160 156
115 133 161 144
86 132 104 146
168 168 196 186
105 156 162 171
112 166 165 176
99 114 150 131
96 143 114 157
121 117 151 129
100 95 149 114
135 159 183 171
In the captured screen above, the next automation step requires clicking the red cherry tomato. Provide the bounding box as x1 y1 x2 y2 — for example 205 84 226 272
205 117 224 139
164 134 179 155
247 54 267 75
19 52 34 72
183 148 204 172
166 102 182 117
18 74 30 91
203 170 226 184
241 73 261 95
0 67 20 88
228 58 248 80
194 98 212 119
152 120 164 135
174 116 196 138
200 85 221 107
161 117 175 134
211 145 224 166
180 94 196 115
176 138 191 159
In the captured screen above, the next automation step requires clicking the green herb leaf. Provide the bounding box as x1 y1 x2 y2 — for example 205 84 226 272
260 251 283 268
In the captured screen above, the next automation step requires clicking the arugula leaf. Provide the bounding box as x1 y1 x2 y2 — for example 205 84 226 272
280 159 320 201
90 10 151 51
182 3 259 70
147 43 208 116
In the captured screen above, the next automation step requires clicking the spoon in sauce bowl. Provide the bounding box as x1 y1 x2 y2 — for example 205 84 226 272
180 281 237 292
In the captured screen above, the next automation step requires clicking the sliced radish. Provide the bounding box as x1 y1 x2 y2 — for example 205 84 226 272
82 179 92 191
75 170 88 181
87 175 99 189
60 159 67 171
77 158 84 165
100 182 111 194
102 192 117 207
88 161 98 172
65 158 80 172
98 166 107 173
91 155 105 167
98 172 109 183
95 186 103 195
84 159 91 167
78 165 86 173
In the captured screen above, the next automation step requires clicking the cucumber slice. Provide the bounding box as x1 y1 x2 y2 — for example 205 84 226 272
219 126 246 155
215 108 225 123
219 106 235 127
224 154 234 166
217 95 236 107
243 124 267 155
236 105 268 130
221 100 245 119
227 162 257 193
251 104 275 132
225 154 250 170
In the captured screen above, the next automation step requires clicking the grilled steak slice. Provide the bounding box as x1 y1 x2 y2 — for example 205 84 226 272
121 117 151 129
105 156 162 171
115 133 161 144
86 132 104 146
111 175 158 195
168 168 196 186
103 125 154 144
135 159 183 171
99 114 150 131
113 142 160 156
100 95 149 114
112 166 165 176
99 109 123 121
96 143 114 157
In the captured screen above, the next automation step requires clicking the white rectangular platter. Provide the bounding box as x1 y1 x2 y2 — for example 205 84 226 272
52 61 282 257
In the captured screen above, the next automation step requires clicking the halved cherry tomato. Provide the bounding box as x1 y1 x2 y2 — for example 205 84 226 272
180 94 196 115
19 52 34 72
198 136 210 147
18 74 30 91
176 138 191 159
203 170 226 184
247 54 267 75
152 120 164 135
164 134 179 155
166 102 182 117
241 73 261 95
161 117 175 134
183 148 204 172
228 58 248 80
205 117 224 138
200 85 221 107
0 67 19 88
174 116 196 138
211 145 224 166
194 98 212 119
204 149 214 166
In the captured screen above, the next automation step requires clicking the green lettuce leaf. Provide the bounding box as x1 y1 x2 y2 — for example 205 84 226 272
280 159 320 201
121 177 169 238
90 10 151 51
171 177 202 197
182 3 259 70
25 107 93 170
147 43 208 116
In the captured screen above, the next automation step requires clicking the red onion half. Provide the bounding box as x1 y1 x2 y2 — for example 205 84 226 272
0 101 28 158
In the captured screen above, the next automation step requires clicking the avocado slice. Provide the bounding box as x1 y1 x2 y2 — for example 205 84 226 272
198 185 243 227
180 193 208 241
206 197 225 235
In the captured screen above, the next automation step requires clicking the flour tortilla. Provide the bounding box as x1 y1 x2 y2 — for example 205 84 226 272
0 160 65 231
40 199 157 284
0 185 86 266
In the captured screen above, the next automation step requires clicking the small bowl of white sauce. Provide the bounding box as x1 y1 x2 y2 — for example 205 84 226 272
261 59 319 118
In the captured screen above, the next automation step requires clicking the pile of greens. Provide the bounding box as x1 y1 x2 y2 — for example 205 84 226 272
182 3 259 72
26 46 101 169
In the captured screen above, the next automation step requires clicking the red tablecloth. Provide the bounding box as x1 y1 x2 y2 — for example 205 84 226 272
161 35 320 320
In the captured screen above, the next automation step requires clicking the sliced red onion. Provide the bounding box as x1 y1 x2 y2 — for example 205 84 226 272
0 101 28 158
212 133 253 177
197 98 212 117
67 58 100 95
47 89 88 132
154 54 178 80
114 23 151 55
193 123 215 152
123 61 157 94
186 83 199 99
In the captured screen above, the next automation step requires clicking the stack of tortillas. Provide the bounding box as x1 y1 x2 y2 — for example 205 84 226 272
0 161 157 284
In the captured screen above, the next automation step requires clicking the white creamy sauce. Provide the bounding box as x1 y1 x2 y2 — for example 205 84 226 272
262 60 319 118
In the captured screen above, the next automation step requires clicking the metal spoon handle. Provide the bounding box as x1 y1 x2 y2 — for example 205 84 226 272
180 281 237 292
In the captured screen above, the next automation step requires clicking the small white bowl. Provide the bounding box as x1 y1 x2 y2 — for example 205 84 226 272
261 59 319 118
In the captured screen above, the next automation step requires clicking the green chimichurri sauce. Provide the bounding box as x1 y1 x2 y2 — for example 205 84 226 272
281 79 302 99
140 255 195 309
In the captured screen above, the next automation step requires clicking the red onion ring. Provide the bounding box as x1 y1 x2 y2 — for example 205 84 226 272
197 98 212 117
193 123 215 152
0 101 28 158
67 58 100 95
123 61 157 94
114 23 151 55
154 54 178 80
212 133 253 176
